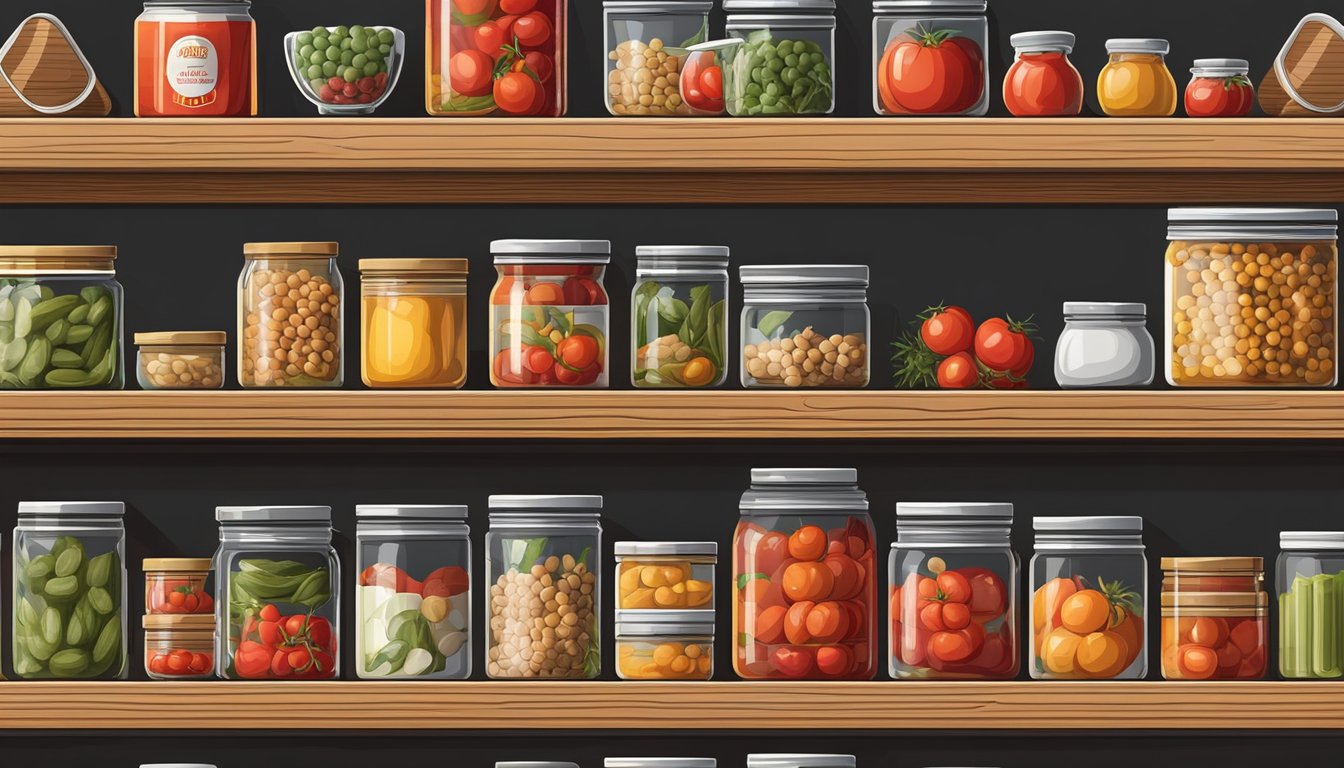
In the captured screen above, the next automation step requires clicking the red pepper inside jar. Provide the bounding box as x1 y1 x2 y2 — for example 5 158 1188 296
135 0 257 117
1003 31 1083 117
1184 58 1254 117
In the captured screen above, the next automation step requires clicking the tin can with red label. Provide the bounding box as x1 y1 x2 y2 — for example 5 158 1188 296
134 0 256 117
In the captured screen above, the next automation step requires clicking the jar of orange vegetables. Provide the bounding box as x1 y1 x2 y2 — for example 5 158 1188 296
1097 38 1176 116
360 259 468 388
1160 557 1267 680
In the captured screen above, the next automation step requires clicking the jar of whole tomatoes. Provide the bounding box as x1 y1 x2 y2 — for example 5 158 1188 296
144 558 213 615
427 0 567 116
1160 557 1267 680
134 1 257 117
604 2 722 116
490 239 611 388
733 468 877 680
1278 532 1344 679
890 502 1017 680
1098 38 1177 116
237 242 343 388
1184 58 1254 117
873 0 988 116
1003 31 1083 117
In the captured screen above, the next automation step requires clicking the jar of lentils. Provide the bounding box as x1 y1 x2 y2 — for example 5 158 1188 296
1166 208 1337 386
237 242 343 388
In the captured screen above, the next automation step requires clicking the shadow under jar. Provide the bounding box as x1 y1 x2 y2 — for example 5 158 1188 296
740 265 870 388
632 246 730 388
360 258 468 389
237 241 343 388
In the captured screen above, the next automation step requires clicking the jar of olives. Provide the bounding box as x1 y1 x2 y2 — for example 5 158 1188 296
237 242 343 388
740 265 870 388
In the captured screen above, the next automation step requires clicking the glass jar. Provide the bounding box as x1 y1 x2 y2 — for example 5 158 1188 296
1053 302 1155 388
733 468 877 680
135 332 226 390
616 541 716 610
632 246 730 388
237 242 344 388
360 259 468 389
748 757 855 768
426 0 567 116
1098 38 1177 117
486 495 602 679
1029 517 1146 680
740 265 870 388
134 1 257 117
144 557 214 615
1277 532 1344 679
1185 58 1254 118
143 614 215 679
1159 557 1266 680
1165 208 1338 387
873 0 989 116
890 502 1018 680
603 1 722 116
214 506 340 680
355 504 471 680
490 240 611 388
615 611 715 680
0 246 123 390
724 0 836 116
12 501 127 679
1003 30 1082 117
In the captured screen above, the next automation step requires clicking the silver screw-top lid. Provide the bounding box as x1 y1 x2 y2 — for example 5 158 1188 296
615 541 718 557
740 468 868 512
1281 531 1344 551
216 505 331 523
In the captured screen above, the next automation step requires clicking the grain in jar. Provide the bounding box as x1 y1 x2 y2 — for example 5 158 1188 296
237 242 343 388
740 265 870 388
135 332 226 389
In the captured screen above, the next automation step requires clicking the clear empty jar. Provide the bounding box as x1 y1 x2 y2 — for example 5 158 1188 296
135 332 226 389
724 0 836 116
741 265 870 388
144 614 215 680
1278 532 1344 679
632 246 730 388
873 0 989 116
604 1 721 116
615 611 715 679
237 242 343 388
616 541 716 610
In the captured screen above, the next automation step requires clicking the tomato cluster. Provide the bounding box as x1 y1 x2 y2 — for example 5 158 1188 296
892 566 1016 678
491 267 607 387
893 304 1037 389
148 647 213 677
148 579 214 615
1162 615 1265 679
878 25 985 115
234 603 337 679
446 0 560 115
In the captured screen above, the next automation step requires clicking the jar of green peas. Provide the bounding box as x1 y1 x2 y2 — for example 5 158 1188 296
723 0 836 116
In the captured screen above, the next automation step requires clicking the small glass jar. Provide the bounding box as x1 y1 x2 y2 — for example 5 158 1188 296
144 557 214 615
237 242 343 388
632 246 730 388
1029 517 1146 680
615 611 715 680
890 502 1018 680
1160 557 1266 680
135 332 226 390
1277 532 1344 679
355 505 471 680
144 614 215 679
740 265 870 388
427 0 567 116
748 757 855 768
1165 208 1338 387
486 495 602 679
0 246 124 390
873 0 989 116
724 0 836 116
13 501 128 679
360 259 468 389
1098 38 1177 117
214 506 340 680
1185 58 1254 118
1054 302 1155 388
1003 30 1082 117
603 1 721 116
134 1 257 117
616 541 717 610
489 240 611 388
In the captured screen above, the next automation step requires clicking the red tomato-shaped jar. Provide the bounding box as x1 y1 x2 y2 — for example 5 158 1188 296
873 1 990 116
1184 58 1254 117
1003 31 1083 117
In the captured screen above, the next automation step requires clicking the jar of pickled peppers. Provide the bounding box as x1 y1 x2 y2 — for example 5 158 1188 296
1160 557 1267 680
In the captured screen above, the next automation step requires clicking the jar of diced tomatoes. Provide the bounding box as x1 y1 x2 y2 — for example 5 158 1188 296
1160 557 1267 680
1003 31 1083 117
426 0 567 116
873 0 989 116
1184 58 1254 117
733 468 877 680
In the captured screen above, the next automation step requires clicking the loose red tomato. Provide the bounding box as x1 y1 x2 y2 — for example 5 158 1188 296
557 335 599 370
1185 75 1254 117
920 304 974 355
974 316 1036 375
258 604 281 623
499 0 536 12
680 51 724 113
880 27 984 114
524 50 553 83
494 70 540 114
513 12 552 47
450 49 495 97
234 640 272 678
474 21 506 55
936 352 978 389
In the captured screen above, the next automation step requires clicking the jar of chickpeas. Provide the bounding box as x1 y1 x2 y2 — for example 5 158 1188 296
1166 208 1337 387
238 242 343 388
135 332 226 390
603 1 721 116
740 265 870 388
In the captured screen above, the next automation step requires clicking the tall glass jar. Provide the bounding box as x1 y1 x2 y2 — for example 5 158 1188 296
890 502 1018 680
1166 208 1338 387
490 240 611 388
360 259 468 389
1160 557 1266 680
214 506 340 680
1029 516 1146 680
603 1 720 116
724 0 836 116
1098 39 1177 117
486 495 602 679
1278 532 1344 679
0 246 123 390
733 468 877 680
1054 302 1155 388
238 242 344 388
632 246 729 388
426 0 567 116
13 501 127 679
740 265 870 388
873 0 989 116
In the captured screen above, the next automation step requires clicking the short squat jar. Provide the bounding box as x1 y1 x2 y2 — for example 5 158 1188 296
136 331 227 389
143 614 215 679
360 258 468 388
144 557 213 615
616 541 716 610
873 0 989 116
723 0 837 116
632 246 729 388
1030 516 1146 680
237 242 343 388
1054 302 1155 388
615 610 715 680
1278 531 1344 679
1097 38 1177 117
740 265 870 388
1003 30 1083 117
1160 557 1267 680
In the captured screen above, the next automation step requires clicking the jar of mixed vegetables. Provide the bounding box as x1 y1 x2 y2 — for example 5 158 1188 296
616 541 716 610
873 0 989 116
427 0 567 116
356 505 470 679
1098 39 1177 116
632 246 729 388
724 0 836 116
214 506 340 680
238 242 343 388
143 614 215 679
360 259 468 389
603 1 722 116
740 265 870 388
615 609 715 680
1160 557 1267 680
1278 532 1344 679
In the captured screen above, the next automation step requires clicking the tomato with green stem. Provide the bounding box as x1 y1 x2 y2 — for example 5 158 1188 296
1185 74 1254 117
920 304 974 355
974 315 1037 375
880 24 984 114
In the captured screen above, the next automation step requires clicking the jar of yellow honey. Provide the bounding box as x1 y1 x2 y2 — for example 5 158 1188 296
1098 38 1177 116
359 258 467 388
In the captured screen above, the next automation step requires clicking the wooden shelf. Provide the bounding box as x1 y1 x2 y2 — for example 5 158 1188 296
4 118 1344 204
1 390 1342 440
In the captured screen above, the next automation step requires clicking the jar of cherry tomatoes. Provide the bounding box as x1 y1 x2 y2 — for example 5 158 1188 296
134 1 257 117
427 0 567 116
1003 31 1083 117
890 502 1018 680
873 0 989 116
1184 59 1254 117
733 468 877 680
144 558 214 615
1160 557 1267 680
489 240 611 388
144 614 215 679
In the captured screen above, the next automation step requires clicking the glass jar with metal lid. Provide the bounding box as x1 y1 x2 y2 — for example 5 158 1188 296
213 505 340 680
360 259 468 389
616 541 716 610
490 240 611 388
873 0 989 116
135 332 226 390
13 501 128 679
1029 517 1146 680
1160 557 1266 680
1098 39 1177 116
740 264 870 388
1166 208 1337 387
632 246 729 388
1185 59 1254 117
1004 31 1083 117
723 0 836 116
486 495 602 679
603 2 721 116
237 242 343 388
355 505 471 680
134 1 257 117
733 468 877 680
144 614 215 679
1277 532 1344 679
0 246 123 390
1053 303 1155 388
616 608 715 679
890 502 1018 680
748 757 856 768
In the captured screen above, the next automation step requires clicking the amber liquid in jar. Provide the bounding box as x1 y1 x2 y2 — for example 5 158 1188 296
361 291 467 388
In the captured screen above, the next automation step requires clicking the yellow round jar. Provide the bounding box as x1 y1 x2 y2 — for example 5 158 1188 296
1098 38 1177 116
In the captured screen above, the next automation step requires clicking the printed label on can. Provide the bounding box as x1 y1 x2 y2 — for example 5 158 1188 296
167 35 219 108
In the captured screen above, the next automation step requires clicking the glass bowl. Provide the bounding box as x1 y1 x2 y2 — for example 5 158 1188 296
285 25 405 116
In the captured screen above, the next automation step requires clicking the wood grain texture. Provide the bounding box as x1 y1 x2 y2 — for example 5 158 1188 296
1 391 1343 440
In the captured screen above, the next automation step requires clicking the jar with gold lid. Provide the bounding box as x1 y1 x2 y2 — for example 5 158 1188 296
1160 556 1267 680
359 258 467 388
237 242 343 388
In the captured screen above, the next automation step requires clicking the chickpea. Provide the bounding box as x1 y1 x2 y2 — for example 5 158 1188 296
743 326 869 387
606 38 690 116
139 346 225 389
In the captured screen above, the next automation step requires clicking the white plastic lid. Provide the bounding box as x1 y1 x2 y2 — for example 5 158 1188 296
1105 38 1169 55
18 501 124 516
1281 531 1344 550
216 506 331 522
748 757 856 768
1010 31 1075 53
1062 301 1146 317
356 504 468 519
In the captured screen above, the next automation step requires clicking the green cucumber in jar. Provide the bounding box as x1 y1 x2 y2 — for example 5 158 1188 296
49 648 91 678
16 336 50 386
64 324 93 345
85 551 117 589
66 303 89 325
91 610 121 667
28 295 81 332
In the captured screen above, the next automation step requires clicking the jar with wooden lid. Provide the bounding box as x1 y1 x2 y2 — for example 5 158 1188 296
237 242 343 388
135 332 226 389
1160 556 1266 680
359 259 467 388
143 557 213 615
144 614 215 679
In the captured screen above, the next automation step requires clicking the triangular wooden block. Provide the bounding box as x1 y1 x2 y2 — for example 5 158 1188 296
0 13 111 116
